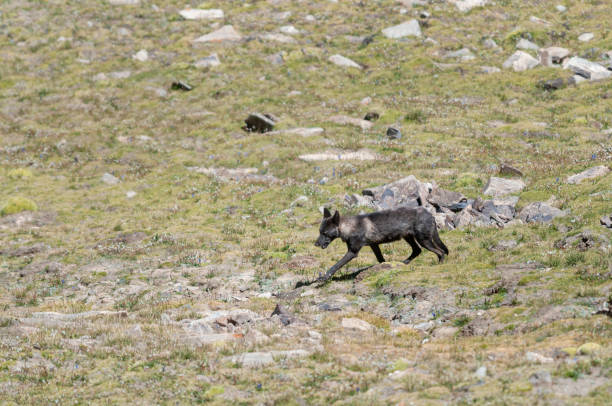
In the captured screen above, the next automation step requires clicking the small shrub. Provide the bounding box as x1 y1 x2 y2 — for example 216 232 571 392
404 110 427 123
1 196 38 216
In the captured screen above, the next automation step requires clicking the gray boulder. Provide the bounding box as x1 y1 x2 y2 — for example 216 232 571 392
538 47 570 67
519 202 566 223
382 20 421 39
483 177 526 197
503 51 540 72
563 57 612 80
566 165 609 184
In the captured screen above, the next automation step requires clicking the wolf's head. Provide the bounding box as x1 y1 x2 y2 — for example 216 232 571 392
314 208 340 249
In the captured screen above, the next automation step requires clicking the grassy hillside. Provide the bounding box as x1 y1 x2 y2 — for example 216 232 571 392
1 0 611 404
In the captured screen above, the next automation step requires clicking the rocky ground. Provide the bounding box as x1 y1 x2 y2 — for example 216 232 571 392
1 0 612 404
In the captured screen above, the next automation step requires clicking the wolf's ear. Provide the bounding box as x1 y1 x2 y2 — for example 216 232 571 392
332 210 340 225
323 208 332 218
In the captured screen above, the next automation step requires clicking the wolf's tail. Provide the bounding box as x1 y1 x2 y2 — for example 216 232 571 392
433 228 449 255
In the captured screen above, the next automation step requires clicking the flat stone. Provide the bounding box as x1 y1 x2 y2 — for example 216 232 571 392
499 164 523 177
433 326 459 339
233 352 274 367
503 51 539 72
567 166 610 184
538 78 566 91
480 66 501 74
342 317 374 331
483 38 499 49
179 9 224 20
260 33 296 43
475 366 487 379
188 167 278 183
382 20 422 39
272 127 324 137
519 202 566 223
530 15 551 26
279 25 300 35
194 53 221 68
132 49 148 62
299 149 377 162
538 47 570 66
193 25 242 43
563 57 611 80
526 351 554 363
578 33 594 42
102 173 119 185
328 115 373 130
329 54 362 69
517 39 539 51
450 0 488 12
445 48 475 61
483 177 526 197
108 0 139 5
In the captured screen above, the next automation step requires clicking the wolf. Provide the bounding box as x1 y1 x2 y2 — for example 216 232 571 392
314 207 448 283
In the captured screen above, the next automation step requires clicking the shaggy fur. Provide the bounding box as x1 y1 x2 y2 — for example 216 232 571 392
314 207 448 283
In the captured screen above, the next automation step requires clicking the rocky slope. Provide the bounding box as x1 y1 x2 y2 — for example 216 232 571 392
1 0 611 404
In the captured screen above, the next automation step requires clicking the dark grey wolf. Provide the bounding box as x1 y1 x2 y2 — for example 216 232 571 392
314 207 448 283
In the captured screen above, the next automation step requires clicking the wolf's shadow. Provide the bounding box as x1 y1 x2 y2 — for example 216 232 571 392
294 265 374 289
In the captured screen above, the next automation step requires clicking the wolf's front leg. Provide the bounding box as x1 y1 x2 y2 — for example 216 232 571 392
317 251 358 284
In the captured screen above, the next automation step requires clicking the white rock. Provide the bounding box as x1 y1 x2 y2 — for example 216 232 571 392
526 351 554 363
328 115 373 130
194 53 221 68
275 127 324 137
483 38 499 49
556 5 566 12
566 166 610 184
329 54 362 69
279 25 300 35
132 49 148 62
361 96 372 105
261 33 295 44
538 47 570 66
102 173 120 185
502 51 539 71
450 0 488 12
382 20 422 38
529 16 551 26
564 57 612 80
481 66 501 74
517 38 539 51
108 0 139 5
193 25 242 43
445 48 475 61
300 150 377 162
475 366 487 379
483 177 526 197
571 75 587 85
342 317 374 331
108 70 131 79
126 191 137 199
233 352 274 367
179 9 224 20
578 33 594 42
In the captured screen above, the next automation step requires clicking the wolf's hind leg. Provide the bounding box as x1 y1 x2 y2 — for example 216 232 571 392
415 233 445 263
370 244 385 263
403 235 422 264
